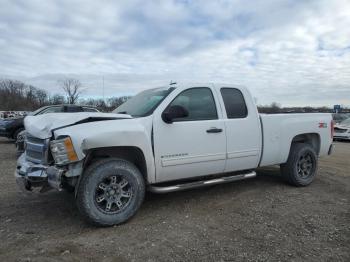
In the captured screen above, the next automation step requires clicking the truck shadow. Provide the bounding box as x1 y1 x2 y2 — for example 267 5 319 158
5 166 284 232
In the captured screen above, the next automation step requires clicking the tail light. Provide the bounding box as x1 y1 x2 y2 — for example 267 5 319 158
331 120 334 139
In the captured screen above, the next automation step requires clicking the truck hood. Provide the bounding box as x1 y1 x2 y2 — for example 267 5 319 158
24 112 132 139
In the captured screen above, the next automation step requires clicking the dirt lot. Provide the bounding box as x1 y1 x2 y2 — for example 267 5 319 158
0 138 349 262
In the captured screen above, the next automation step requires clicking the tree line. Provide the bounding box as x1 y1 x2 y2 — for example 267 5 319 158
0 78 131 112
258 102 350 113
1 78 348 113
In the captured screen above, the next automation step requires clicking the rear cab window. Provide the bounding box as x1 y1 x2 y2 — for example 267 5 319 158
65 106 83 112
83 107 99 112
220 88 248 119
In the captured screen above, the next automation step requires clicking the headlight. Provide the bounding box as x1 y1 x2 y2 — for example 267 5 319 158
50 137 78 165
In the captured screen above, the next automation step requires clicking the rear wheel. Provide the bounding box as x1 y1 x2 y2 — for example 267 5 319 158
280 143 318 186
76 158 145 226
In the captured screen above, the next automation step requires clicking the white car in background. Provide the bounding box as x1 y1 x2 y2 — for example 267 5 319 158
334 118 350 141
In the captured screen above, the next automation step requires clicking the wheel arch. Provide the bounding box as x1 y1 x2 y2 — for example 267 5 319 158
84 146 148 183
290 133 321 155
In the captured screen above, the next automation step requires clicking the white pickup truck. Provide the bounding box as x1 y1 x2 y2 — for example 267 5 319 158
15 83 334 226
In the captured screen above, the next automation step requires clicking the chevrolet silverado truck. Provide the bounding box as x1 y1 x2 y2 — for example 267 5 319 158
15 84 334 226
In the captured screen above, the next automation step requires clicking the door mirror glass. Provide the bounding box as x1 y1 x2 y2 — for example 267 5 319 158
162 105 189 123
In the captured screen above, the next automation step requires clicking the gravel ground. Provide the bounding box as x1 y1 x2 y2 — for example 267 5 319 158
0 137 349 262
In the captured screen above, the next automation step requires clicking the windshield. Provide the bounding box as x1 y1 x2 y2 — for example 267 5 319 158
113 87 174 117
340 118 350 125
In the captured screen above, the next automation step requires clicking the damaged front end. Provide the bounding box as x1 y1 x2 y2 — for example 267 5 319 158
15 134 83 193
15 112 131 193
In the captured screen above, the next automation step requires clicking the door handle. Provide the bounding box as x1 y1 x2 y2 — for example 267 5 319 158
206 128 223 133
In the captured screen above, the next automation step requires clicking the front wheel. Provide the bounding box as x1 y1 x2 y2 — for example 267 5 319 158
76 158 145 226
280 143 318 186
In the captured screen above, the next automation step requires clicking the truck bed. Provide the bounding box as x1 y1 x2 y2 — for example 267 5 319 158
259 113 333 167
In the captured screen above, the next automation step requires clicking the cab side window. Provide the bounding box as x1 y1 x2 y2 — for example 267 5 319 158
169 87 218 121
220 88 248 119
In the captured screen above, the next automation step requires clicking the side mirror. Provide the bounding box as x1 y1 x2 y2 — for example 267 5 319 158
162 105 189 124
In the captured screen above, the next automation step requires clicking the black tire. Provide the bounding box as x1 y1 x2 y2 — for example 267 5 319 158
13 128 24 141
63 184 75 193
280 143 318 186
76 158 145 226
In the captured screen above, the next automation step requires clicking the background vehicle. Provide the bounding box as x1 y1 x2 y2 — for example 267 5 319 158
15 84 334 226
334 118 350 141
1 111 24 118
0 105 99 155
0 105 99 141
332 113 350 124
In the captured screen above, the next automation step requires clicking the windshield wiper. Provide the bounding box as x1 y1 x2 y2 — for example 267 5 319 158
117 111 128 114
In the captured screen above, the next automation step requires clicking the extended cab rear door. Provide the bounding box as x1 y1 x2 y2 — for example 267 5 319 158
153 86 227 183
217 87 262 172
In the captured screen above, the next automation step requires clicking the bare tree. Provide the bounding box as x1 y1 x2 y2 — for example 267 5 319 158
35 89 48 106
107 96 131 108
59 78 83 104
270 102 281 112
50 94 66 105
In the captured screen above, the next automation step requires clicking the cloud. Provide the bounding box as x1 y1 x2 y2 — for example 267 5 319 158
0 0 349 106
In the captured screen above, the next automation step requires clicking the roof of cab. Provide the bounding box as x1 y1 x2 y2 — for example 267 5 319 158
163 82 248 91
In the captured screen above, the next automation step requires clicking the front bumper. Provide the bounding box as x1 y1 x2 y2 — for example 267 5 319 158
15 154 65 192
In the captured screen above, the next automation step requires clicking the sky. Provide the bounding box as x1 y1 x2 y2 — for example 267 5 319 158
0 0 349 107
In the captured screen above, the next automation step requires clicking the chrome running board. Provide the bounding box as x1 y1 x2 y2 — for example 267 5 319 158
148 171 256 193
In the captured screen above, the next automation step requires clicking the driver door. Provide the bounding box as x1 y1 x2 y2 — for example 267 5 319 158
153 87 226 183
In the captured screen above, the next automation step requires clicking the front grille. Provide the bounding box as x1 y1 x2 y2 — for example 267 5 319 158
25 135 49 164
334 127 347 133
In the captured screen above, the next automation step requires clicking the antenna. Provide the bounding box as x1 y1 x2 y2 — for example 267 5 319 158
102 76 105 101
